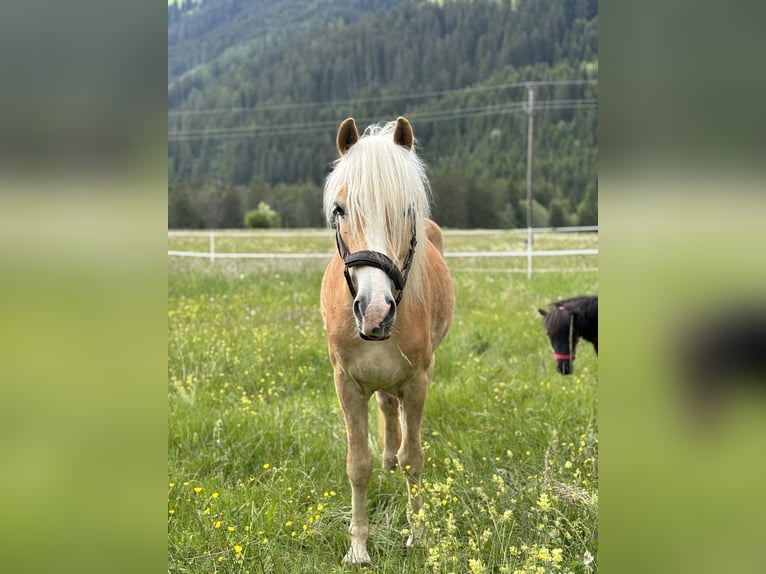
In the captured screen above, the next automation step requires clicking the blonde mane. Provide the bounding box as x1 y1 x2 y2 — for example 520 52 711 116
324 121 432 302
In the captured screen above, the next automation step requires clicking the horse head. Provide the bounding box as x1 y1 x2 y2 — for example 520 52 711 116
538 306 578 375
326 117 425 341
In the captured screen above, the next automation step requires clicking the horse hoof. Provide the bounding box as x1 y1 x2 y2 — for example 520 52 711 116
343 551 372 568
403 537 416 556
342 559 372 569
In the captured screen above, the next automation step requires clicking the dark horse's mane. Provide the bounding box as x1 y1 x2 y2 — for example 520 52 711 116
543 296 598 344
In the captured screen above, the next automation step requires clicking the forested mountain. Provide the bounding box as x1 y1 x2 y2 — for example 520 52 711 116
168 0 407 84
168 0 598 229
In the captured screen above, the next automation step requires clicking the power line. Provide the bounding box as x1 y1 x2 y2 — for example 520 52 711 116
167 98 598 142
169 101 528 138
168 79 597 116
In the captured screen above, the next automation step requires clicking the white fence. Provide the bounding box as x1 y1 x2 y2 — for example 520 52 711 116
168 226 598 277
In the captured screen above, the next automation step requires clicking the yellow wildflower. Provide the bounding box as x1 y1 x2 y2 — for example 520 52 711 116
536 493 551 511
535 547 551 562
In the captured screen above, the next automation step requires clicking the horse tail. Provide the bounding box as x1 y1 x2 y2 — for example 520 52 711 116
375 391 402 471
425 218 445 255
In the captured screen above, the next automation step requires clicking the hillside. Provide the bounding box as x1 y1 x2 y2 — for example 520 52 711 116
168 0 598 229
168 0 407 83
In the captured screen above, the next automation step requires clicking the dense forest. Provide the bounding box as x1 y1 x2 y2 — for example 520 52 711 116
168 0 598 229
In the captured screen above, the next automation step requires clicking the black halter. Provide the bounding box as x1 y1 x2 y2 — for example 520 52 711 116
334 214 417 305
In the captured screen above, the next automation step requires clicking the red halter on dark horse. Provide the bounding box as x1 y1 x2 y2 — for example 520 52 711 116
538 295 598 375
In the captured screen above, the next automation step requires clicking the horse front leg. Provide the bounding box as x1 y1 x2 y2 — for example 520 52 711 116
397 372 428 554
376 390 401 472
335 372 373 566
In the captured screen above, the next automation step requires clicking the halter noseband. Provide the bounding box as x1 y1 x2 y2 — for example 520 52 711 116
334 213 417 305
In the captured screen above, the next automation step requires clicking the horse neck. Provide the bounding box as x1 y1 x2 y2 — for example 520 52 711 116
573 311 597 344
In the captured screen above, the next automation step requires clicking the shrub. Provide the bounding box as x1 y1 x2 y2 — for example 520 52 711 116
245 202 281 229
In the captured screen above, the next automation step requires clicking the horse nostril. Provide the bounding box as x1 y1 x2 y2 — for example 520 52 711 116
353 298 364 322
384 297 396 323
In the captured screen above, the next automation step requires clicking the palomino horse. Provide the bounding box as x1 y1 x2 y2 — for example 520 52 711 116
320 117 454 566
538 295 598 375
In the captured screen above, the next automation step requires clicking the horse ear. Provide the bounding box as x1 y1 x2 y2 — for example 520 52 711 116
393 116 414 150
337 118 359 155
538 309 547 317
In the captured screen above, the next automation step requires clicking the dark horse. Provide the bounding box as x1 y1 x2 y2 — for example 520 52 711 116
538 295 598 375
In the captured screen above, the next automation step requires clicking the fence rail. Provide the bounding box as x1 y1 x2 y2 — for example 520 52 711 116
168 227 598 277
167 249 597 259
167 226 598 237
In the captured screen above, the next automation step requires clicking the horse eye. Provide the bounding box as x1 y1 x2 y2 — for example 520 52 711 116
330 203 345 229
333 203 345 218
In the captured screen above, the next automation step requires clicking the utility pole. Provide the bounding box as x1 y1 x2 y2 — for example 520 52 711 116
525 83 535 279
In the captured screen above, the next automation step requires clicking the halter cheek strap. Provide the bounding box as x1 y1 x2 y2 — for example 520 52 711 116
552 309 578 360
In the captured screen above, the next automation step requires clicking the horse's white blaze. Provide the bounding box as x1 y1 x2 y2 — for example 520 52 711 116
354 267 393 331
353 221 396 336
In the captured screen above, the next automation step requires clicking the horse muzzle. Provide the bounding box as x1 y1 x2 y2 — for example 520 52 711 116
556 358 574 375
353 294 396 341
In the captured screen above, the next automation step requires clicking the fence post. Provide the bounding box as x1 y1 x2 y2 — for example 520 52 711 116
527 227 533 279
210 231 215 263
525 83 535 280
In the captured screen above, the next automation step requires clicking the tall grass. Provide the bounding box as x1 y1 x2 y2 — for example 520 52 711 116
168 231 598 573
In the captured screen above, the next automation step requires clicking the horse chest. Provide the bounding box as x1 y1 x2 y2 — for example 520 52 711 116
339 343 422 393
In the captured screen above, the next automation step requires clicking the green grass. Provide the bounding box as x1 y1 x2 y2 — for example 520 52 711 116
168 230 598 573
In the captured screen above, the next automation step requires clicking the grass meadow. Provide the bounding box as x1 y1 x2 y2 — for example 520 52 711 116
168 230 598 573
